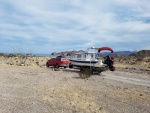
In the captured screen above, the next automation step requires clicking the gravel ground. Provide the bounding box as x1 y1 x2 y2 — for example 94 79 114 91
0 64 150 113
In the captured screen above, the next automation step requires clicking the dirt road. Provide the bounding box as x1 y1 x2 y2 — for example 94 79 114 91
0 65 150 113
103 73 150 87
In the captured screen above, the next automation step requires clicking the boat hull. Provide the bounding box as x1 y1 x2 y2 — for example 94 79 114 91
70 60 107 68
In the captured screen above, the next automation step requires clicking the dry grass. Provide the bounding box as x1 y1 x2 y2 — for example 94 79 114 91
107 85 150 103
0 64 150 113
41 85 106 113
0 56 50 66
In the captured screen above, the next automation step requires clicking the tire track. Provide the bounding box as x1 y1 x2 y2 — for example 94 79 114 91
103 74 150 87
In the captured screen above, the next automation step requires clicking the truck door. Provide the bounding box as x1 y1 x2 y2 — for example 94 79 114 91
49 58 55 66
56 57 61 65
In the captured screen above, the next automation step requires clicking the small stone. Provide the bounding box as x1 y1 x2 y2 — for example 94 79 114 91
140 94 143 96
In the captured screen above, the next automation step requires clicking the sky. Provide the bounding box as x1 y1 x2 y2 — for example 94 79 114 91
0 0 150 54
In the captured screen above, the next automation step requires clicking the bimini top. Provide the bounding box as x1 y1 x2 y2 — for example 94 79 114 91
98 47 113 53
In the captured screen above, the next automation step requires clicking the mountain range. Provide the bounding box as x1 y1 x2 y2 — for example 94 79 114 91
51 50 150 57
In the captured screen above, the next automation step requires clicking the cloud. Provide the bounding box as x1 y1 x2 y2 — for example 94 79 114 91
0 0 150 53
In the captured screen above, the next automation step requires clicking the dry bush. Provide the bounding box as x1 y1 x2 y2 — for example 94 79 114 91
35 56 40 65
114 54 130 64
10 47 33 66
17 55 27 66
78 68 92 79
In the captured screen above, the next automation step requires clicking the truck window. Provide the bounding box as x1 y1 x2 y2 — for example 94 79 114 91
51 58 55 61
56 58 60 61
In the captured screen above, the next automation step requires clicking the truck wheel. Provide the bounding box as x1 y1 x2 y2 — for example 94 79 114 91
46 63 49 67
55 64 59 69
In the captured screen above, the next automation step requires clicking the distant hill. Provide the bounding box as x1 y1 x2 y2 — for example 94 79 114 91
51 50 136 56
1 50 149 58
100 51 135 55
51 50 150 57
115 51 136 55
51 50 85 57
129 50 150 57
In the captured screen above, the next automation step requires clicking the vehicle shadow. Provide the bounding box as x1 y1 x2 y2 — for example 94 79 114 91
63 68 106 79
62 68 80 73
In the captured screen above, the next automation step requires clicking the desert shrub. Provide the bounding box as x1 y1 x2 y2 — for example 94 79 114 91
135 58 142 61
36 61 39 65
35 56 40 65
78 68 92 79
14 57 18 60
18 55 27 66
129 61 136 65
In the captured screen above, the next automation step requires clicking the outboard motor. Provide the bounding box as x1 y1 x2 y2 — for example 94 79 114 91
103 55 115 71
98 47 115 71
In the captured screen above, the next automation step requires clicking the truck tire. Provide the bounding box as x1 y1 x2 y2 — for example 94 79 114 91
46 63 49 67
55 64 59 69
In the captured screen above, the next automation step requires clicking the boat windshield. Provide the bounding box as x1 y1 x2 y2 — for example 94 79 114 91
84 53 97 59
73 53 98 59
73 54 82 58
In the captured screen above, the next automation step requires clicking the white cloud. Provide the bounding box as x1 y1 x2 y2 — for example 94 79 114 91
0 0 150 53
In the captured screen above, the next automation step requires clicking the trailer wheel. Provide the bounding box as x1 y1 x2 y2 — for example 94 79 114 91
69 64 73 68
80 67 84 72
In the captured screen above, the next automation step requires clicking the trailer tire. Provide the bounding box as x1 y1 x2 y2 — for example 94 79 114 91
69 64 73 68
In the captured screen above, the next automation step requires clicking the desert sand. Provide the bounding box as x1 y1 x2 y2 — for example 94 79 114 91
0 56 150 113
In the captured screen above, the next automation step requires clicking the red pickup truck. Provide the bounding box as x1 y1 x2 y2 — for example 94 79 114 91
46 56 69 68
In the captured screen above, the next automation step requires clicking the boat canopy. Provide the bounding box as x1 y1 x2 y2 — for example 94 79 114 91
98 47 113 53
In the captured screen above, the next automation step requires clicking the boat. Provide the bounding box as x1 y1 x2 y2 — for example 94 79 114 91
69 47 115 73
